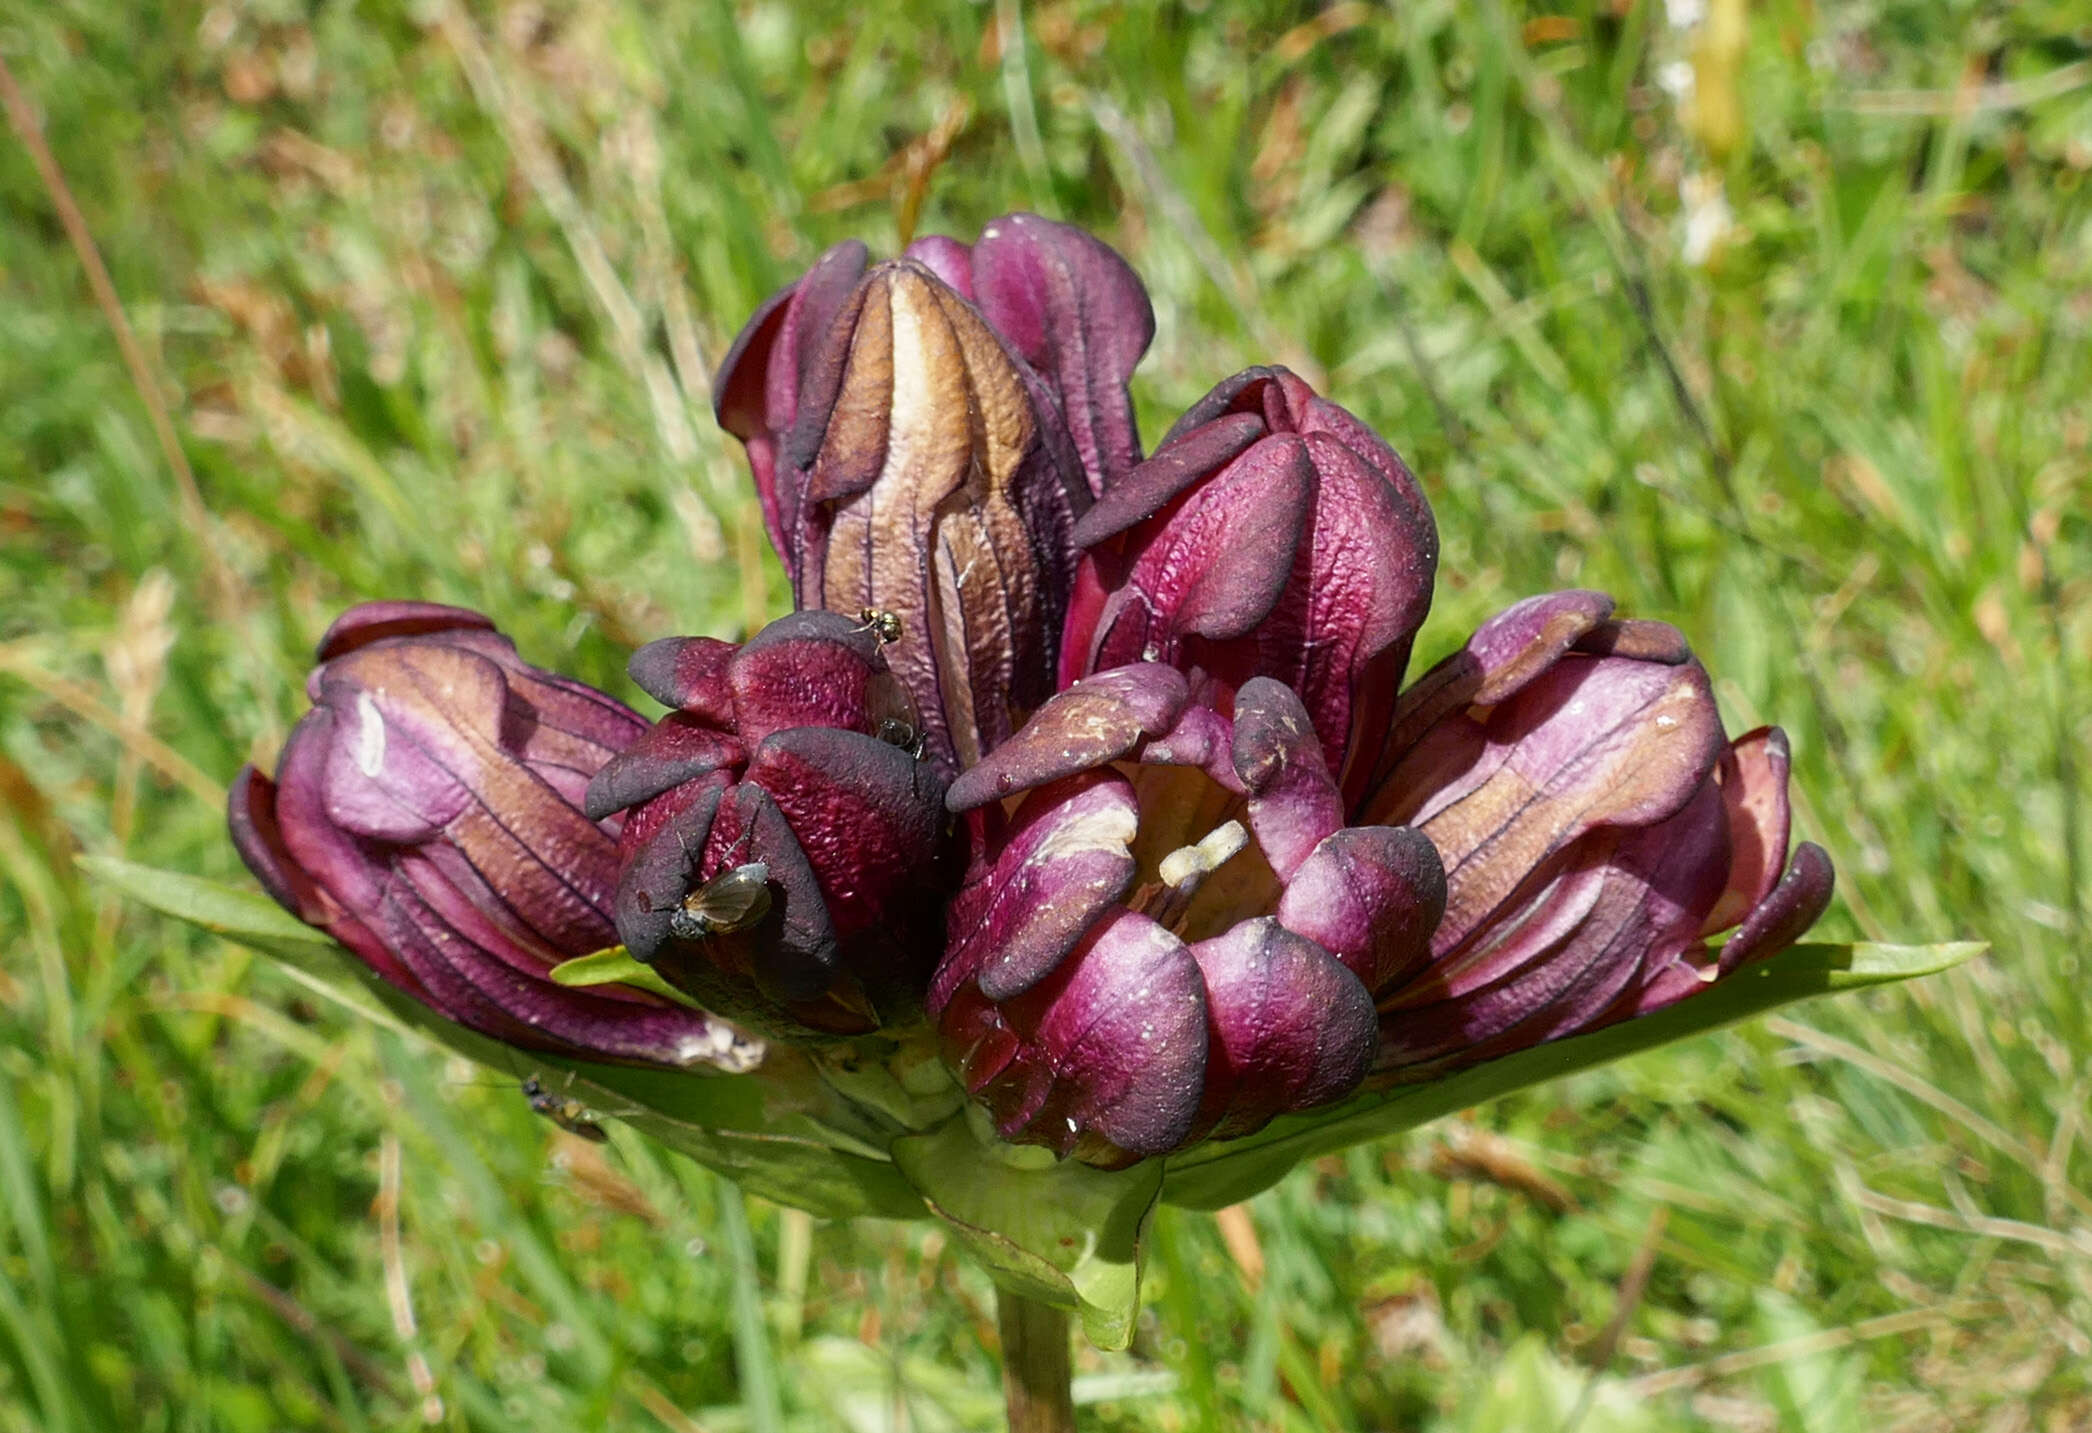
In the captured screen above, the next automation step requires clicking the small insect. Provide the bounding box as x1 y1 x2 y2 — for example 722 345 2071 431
667 861 772 941
874 716 927 761
521 1074 609 1143
855 607 903 646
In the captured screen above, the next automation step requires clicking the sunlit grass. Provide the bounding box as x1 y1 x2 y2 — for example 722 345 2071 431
3 1 2088 1428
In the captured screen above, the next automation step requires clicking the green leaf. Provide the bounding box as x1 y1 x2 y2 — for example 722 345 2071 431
80 856 342 962
548 946 707 1010
88 859 927 1221
1161 941 1984 1210
891 1115 1161 1350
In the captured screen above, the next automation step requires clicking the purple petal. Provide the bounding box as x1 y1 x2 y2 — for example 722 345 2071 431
971 212 1155 492
947 908 1208 1166
1275 825 1445 992
1188 918 1377 1140
613 777 726 964
727 610 906 748
743 725 949 945
229 764 326 925
583 715 745 821
899 233 975 297
1371 652 1727 952
1232 677 1343 880
628 635 739 717
1717 842 1834 973
694 782 853 1015
315 601 495 661
1378 780 1732 1070
1380 590 1617 773
714 241 873 575
1070 411 1268 548
945 663 1189 812
1702 726 1792 935
1083 433 1313 671
934 772 1138 1005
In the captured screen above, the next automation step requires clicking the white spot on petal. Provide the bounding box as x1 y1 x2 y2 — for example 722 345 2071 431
353 692 387 776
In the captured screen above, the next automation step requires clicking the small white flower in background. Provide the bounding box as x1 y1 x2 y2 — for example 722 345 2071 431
1664 0 1706 27
1680 172 1736 266
1657 59 1696 102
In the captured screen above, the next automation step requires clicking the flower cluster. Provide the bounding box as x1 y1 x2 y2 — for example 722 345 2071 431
233 214 1831 1169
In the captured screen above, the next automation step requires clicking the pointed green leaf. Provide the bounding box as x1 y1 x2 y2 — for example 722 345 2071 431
81 856 342 962
891 1115 1161 1350
88 860 927 1220
1161 941 1983 1210
548 946 707 1010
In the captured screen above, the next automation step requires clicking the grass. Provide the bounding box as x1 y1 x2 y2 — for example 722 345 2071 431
2 0 2088 1428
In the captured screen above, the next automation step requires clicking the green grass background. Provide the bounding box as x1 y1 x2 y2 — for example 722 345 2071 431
3 0 2088 1428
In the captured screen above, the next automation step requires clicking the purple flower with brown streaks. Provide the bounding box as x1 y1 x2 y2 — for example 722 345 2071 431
585 610 958 1039
711 212 1153 772
229 602 759 1071
1362 590 1835 1076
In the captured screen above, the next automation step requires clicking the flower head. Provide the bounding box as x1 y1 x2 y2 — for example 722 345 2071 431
712 213 1153 772
584 610 957 1038
229 602 759 1070
1364 590 1836 1075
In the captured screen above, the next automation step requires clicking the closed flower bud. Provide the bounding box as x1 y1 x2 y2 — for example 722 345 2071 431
229 602 758 1071
1063 367 1439 806
1363 591 1836 1074
714 216 1153 774
587 611 959 1039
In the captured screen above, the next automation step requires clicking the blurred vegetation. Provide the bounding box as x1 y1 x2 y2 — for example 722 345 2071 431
2 0 2089 1428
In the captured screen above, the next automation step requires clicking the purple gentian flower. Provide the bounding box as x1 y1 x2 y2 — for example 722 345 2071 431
229 602 759 1071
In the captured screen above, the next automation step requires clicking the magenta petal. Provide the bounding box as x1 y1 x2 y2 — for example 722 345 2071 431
315 601 495 661
1189 918 1376 1140
1071 411 1268 546
966 909 1210 1165
727 610 898 747
936 772 1139 1006
1232 677 1344 880
628 635 739 717
971 212 1156 492
583 715 745 821
1276 825 1445 992
743 725 948 943
1717 842 1835 973
945 663 1189 812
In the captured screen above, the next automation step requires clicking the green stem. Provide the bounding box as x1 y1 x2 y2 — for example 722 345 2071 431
995 1288 1075 1433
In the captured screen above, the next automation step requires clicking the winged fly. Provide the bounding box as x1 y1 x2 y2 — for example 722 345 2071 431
855 607 903 646
874 716 927 762
668 861 772 942
521 1073 611 1143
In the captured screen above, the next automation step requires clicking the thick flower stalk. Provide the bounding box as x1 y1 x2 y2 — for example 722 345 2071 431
585 610 956 1038
228 602 759 1071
